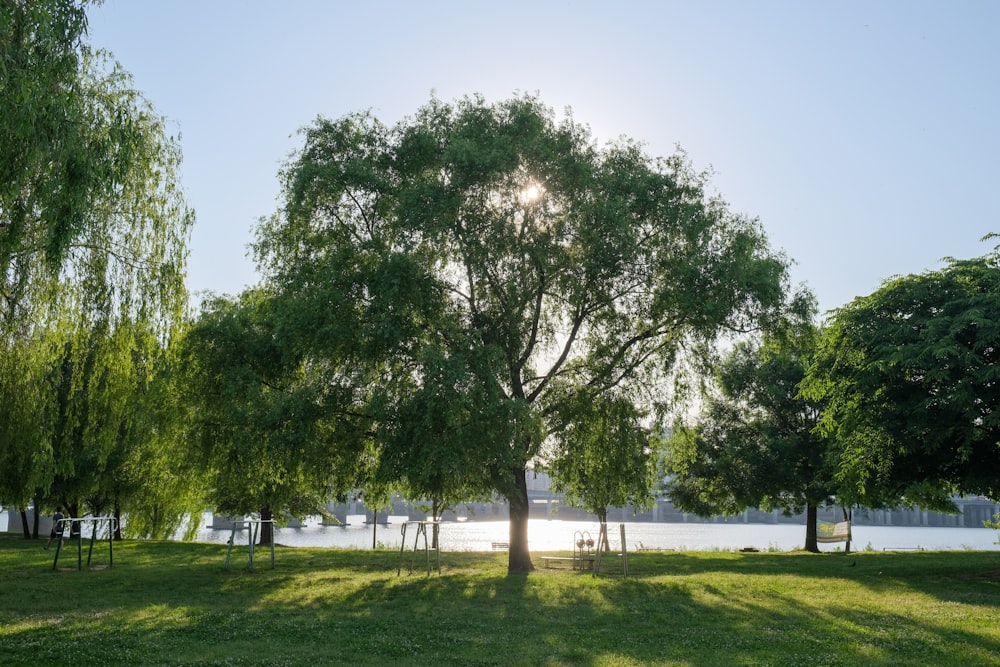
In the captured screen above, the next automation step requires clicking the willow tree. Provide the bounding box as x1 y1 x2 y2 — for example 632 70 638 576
179 290 370 545
544 390 659 549
254 94 792 572
2 0 112 327
0 1 192 533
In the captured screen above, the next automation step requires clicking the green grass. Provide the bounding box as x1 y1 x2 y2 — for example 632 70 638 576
1 535 998 666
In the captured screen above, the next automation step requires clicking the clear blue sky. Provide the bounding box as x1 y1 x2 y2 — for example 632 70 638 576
87 1 999 315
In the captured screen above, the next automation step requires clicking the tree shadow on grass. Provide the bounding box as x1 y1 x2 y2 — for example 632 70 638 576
1 538 999 666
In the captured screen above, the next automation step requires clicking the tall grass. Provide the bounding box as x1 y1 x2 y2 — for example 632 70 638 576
1 535 998 666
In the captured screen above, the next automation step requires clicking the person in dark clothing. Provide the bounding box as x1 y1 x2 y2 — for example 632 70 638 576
45 506 65 549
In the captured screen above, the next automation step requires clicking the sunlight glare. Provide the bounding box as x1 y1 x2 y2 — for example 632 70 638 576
519 181 544 206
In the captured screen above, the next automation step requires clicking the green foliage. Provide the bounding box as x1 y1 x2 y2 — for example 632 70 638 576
804 246 1000 508
375 342 514 511
544 389 659 524
2 1 190 332
664 307 839 550
0 0 94 290
0 1 193 532
252 93 794 570
179 291 366 521
0 312 197 534
81 336 207 540
0 334 54 508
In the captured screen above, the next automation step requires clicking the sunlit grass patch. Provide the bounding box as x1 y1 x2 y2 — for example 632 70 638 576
0 536 998 665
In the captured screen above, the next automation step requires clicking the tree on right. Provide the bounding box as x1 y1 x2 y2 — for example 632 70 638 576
803 244 1000 510
663 299 838 552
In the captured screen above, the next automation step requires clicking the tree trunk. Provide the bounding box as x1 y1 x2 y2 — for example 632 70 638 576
19 508 30 539
258 506 274 546
113 500 123 541
804 503 819 553
597 509 610 551
507 466 534 573
32 491 41 538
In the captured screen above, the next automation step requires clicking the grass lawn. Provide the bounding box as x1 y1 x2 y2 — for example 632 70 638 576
1 535 998 666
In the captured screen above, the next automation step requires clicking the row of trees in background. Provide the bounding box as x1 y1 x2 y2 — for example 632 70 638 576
4 0 997 573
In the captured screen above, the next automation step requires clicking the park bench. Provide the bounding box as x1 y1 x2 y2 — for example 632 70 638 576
540 554 595 570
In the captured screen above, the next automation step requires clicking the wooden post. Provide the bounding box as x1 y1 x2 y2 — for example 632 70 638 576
620 523 629 578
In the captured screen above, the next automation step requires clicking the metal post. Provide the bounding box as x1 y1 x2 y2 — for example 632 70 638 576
224 524 237 570
76 522 83 571
269 525 275 570
418 523 428 575
620 523 629 578
248 520 257 571
87 519 97 567
396 522 409 575
434 522 441 574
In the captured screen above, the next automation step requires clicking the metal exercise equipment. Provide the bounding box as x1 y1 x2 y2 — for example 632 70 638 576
51 516 118 571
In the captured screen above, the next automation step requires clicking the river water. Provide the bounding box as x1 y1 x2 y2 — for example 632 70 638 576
193 516 1000 553
5 510 997 552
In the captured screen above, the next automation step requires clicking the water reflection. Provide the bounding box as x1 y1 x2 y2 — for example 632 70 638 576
194 516 1000 552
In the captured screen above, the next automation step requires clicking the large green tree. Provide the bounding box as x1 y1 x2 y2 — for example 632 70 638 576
663 307 837 552
254 94 794 572
0 0 192 535
179 291 368 545
804 246 1000 509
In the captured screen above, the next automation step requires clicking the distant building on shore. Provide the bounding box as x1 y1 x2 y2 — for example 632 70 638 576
319 470 1000 529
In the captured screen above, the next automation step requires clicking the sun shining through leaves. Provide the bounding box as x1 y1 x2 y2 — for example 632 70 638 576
519 180 544 206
